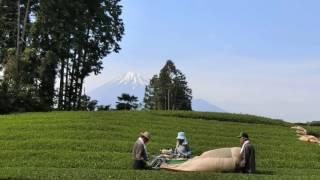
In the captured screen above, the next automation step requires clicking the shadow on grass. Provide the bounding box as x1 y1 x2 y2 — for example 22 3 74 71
0 178 32 180
224 170 274 176
254 170 274 175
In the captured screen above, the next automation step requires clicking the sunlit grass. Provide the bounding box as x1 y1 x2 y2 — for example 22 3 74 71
0 111 317 179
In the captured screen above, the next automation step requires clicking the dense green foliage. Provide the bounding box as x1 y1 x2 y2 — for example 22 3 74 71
308 121 320 126
144 60 192 110
0 0 43 112
116 93 139 110
0 111 318 179
97 105 111 111
0 0 124 113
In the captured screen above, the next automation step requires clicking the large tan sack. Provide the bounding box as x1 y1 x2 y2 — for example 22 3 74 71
291 126 306 131
291 126 307 135
291 126 320 143
299 135 320 143
200 147 233 158
161 147 240 172
296 129 306 135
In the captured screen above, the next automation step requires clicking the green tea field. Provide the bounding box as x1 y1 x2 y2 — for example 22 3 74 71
0 111 318 179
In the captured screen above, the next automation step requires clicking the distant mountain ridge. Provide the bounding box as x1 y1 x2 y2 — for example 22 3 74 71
192 99 226 112
88 72 226 112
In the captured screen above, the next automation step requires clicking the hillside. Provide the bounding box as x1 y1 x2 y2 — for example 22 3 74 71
0 111 318 179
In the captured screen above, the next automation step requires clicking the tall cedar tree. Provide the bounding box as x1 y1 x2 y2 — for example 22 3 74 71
0 0 42 112
32 0 124 110
0 0 124 113
0 0 17 67
144 60 192 110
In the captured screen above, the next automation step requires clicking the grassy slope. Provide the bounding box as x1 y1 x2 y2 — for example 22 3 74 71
0 111 318 179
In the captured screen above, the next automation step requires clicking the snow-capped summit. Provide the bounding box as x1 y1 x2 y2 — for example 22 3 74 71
88 71 226 112
88 72 149 107
118 72 148 86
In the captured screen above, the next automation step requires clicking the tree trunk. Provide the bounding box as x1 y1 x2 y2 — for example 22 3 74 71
167 89 170 110
21 0 31 48
64 57 70 110
69 52 76 109
73 49 82 109
16 0 20 56
76 33 88 109
72 69 79 109
16 0 21 81
76 76 84 109
58 58 65 110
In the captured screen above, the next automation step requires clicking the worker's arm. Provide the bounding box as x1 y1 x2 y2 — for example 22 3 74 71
176 144 192 158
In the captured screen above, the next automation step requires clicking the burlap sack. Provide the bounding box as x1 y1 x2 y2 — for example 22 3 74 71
299 135 320 143
161 147 241 172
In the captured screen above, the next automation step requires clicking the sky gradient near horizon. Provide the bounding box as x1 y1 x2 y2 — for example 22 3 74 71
85 0 320 122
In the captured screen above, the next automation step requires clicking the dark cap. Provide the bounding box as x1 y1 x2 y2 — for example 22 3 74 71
237 132 249 139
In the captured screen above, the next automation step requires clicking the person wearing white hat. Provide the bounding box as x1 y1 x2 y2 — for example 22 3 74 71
132 131 151 169
174 132 192 158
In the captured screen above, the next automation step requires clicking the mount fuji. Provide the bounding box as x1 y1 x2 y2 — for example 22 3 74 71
88 72 226 112
88 72 148 107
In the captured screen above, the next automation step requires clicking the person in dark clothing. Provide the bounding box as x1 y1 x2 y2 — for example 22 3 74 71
132 131 151 169
237 132 256 173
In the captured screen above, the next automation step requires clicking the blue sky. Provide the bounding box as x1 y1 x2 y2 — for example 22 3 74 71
85 0 320 122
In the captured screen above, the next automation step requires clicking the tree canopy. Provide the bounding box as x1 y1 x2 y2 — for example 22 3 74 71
0 0 124 113
116 93 139 110
144 60 192 110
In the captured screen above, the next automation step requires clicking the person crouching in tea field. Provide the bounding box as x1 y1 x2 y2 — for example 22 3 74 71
236 132 256 173
174 132 192 158
132 131 151 169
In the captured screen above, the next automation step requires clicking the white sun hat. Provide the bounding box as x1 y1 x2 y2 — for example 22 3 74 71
176 132 186 140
